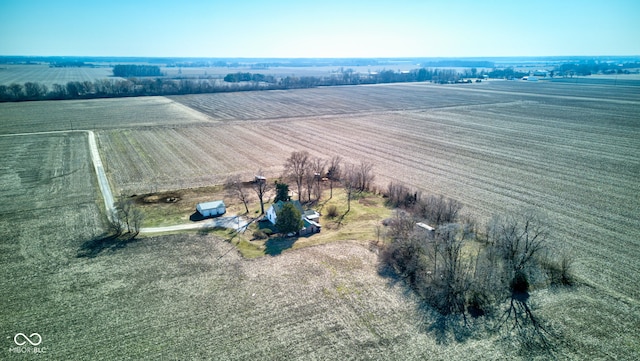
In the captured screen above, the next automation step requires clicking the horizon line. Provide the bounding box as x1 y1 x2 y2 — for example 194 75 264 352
1 55 639 60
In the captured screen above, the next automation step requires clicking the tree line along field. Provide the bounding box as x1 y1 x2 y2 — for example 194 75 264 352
1 80 639 359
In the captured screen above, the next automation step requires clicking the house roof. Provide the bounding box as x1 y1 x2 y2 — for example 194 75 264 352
271 200 304 215
197 200 225 210
303 218 321 228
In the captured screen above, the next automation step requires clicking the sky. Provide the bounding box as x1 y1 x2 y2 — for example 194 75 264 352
0 0 638 58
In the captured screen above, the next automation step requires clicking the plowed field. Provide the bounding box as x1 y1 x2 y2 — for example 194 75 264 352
100 83 640 300
0 64 119 86
2 80 639 359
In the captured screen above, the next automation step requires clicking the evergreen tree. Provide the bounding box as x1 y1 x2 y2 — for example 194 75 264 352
274 182 290 203
276 203 303 235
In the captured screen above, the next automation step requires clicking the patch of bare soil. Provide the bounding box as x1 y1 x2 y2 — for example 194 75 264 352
134 192 182 205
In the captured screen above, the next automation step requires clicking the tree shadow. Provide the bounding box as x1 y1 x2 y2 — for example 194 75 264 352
335 209 350 227
377 264 475 345
309 197 331 214
77 233 139 258
423 309 474 345
496 291 559 357
264 236 297 256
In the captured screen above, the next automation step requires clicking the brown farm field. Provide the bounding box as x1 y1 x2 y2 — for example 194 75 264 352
0 64 120 87
1 81 639 359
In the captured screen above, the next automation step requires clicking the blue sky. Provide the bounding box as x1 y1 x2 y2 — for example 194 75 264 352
1 0 638 57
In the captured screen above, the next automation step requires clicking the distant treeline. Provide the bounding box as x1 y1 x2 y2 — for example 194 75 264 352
0 67 472 102
113 64 163 77
2 60 637 102
49 61 94 68
420 60 494 68
555 60 640 76
223 72 276 83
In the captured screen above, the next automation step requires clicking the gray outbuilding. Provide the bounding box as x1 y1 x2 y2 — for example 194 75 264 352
196 200 226 217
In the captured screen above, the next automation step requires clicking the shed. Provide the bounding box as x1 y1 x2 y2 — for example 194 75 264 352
415 222 436 239
196 200 226 217
300 218 321 235
416 222 435 232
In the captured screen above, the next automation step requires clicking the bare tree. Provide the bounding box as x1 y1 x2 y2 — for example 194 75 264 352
115 193 132 233
380 212 425 283
429 224 472 317
488 209 549 289
8 83 23 99
488 209 555 345
284 151 309 200
341 163 358 214
107 215 123 236
386 210 416 242
310 156 326 201
113 193 143 238
130 207 144 238
357 160 375 192
284 151 309 201
326 155 342 199
225 175 250 214
386 182 418 208
417 195 462 225
24 82 48 99
303 167 315 202
252 169 270 214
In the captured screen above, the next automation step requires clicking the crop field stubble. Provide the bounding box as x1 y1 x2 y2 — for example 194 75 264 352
0 64 121 87
0 132 104 337
1 79 639 359
0 96 214 135
102 81 639 356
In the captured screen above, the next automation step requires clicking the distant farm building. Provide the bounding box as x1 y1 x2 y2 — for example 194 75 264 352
416 222 435 232
266 200 321 235
533 70 549 77
416 222 436 238
196 200 226 217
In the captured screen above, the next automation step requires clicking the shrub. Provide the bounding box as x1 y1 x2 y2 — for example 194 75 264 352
543 253 575 286
253 230 268 240
325 204 339 219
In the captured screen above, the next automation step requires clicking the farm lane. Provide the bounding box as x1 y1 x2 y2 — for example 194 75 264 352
2 129 247 234
87 130 117 222
140 215 249 234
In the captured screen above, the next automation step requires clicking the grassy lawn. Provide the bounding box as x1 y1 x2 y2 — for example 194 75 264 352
135 182 393 258
132 184 261 227
241 187 392 257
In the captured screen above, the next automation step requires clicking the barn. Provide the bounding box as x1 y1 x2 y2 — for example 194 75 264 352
196 200 226 217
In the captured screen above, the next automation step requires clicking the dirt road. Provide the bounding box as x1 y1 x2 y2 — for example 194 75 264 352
140 216 250 234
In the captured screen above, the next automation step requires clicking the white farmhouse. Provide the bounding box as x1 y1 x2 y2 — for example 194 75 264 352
196 200 226 217
266 200 321 235
266 200 304 225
